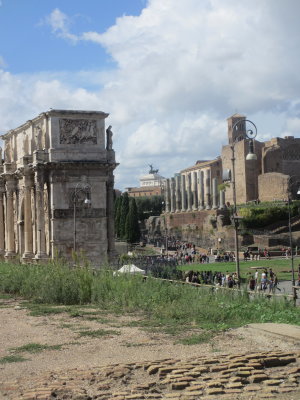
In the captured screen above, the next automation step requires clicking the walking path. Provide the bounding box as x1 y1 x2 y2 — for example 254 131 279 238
246 323 300 343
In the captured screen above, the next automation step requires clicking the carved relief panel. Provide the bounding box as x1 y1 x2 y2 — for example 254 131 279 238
59 119 97 144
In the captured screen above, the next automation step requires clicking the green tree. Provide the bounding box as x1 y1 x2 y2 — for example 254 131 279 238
119 192 129 239
125 198 140 243
114 196 122 238
135 195 164 221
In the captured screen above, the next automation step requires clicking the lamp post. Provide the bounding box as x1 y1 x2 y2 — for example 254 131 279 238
286 175 300 305
230 119 258 287
73 182 92 253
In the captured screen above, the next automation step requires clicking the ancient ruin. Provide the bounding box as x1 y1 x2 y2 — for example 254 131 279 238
0 109 117 266
164 114 300 213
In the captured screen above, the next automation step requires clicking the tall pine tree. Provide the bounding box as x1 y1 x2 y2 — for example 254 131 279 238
125 198 140 243
114 196 122 238
119 192 129 239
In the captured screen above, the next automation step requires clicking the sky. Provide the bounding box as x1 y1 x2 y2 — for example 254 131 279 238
1 0 300 190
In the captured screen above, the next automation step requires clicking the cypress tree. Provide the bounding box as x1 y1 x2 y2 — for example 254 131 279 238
119 192 129 239
125 198 140 243
114 196 122 238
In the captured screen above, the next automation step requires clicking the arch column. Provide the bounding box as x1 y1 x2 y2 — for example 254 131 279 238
0 179 5 256
5 177 16 258
22 172 34 260
34 169 48 260
107 175 116 262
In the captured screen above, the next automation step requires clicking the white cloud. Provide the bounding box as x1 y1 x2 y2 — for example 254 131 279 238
45 8 78 43
2 0 300 190
0 56 6 68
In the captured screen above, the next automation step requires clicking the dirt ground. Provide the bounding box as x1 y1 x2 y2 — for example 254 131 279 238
0 297 299 399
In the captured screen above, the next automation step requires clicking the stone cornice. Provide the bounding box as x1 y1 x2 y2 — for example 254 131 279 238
45 109 109 119
1 109 109 140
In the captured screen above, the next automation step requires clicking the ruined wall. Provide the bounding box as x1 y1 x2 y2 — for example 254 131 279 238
258 173 288 202
221 139 263 205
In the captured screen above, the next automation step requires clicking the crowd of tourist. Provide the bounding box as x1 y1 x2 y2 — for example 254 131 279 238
184 268 284 293
185 270 239 287
247 268 281 293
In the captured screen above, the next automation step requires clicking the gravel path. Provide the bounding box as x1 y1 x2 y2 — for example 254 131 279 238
0 298 299 399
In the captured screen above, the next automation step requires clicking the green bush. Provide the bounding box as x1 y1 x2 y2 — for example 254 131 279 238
239 202 300 228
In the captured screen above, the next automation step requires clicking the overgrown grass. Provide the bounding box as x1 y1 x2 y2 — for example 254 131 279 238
78 329 120 338
0 261 299 335
10 343 62 353
177 332 211 345
0 355 27 364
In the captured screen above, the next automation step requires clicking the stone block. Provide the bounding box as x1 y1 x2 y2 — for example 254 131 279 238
205 388 225 395
224 389 242 394
250 374 269 383
236 370 252 377
263 379 282 386
210 365 228 372
171 382 190 390
185 384 204 391
226 382 243 389
244 385 261 391
206 381 224 388
148 365 160 375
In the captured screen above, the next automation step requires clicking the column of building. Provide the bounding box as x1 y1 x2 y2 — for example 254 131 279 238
187 174 193 211
181 175 186 212
0 179 5 256
205 169 211 210
23 171 34 260
170 177 176 213
165 179 171 213
219 190 225 209
106 174 116 262
5 177 16 258
34 169 48 260
212 177 218 209
192 171 198 210
175 174 181 212
197 170 204 210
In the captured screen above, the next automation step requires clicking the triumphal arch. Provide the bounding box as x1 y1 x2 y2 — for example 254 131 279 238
0 109 117 266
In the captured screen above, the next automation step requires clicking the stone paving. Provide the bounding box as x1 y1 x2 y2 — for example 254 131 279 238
1 350 300 399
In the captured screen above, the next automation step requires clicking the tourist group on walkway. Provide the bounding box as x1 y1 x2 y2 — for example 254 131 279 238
248 268 280 293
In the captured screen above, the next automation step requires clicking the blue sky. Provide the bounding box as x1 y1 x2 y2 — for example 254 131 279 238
1 0 300 190
0 0 145 74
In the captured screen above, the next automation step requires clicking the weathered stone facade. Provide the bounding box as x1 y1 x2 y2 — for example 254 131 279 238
222 115 300 204
0 109 117 266
164 114 300 211
160 114 300 249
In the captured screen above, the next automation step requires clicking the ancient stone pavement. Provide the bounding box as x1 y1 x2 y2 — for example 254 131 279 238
1 350 299 400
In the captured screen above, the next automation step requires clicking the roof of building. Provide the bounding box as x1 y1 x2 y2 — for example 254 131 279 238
126 186 162 193
227 113 246 120
180 157 221 173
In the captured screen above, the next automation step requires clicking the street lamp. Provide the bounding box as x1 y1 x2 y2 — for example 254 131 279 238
73 182 92 253
230 119 258 286
286 175 300 304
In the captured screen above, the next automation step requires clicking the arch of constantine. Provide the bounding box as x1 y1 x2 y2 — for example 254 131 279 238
0 109 117 266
